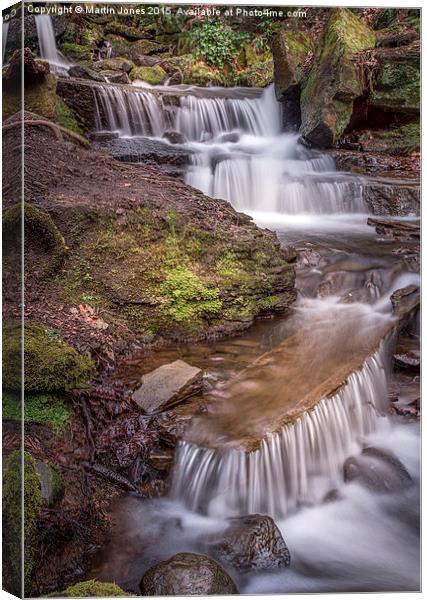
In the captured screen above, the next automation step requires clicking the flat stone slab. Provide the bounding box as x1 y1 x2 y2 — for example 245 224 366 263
133 360 202 414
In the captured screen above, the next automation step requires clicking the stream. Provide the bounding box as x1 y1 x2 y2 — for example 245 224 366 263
82 82 420 592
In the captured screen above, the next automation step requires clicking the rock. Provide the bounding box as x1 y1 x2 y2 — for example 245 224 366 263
89 131 120 142
272 29 314 130
363 178 420 216
140 553 238 595
367 217 420 242
130 39 169 58
57 78 100 130
394 351 420 370
129 65 168 85
207 514 290 572
35 461 64 505
323 489 342 503
59 42 93 63
93 57 134 73
68 65 105 82
61 580 129 597
3 49 57 120
134 54 162 67
218 132 240 143
162 130 187 145
300 9 375 147
133 360 203 414
367 45 420 116
91 136 194 169
343 447 412 492
390 285 420 318
101 70 131 85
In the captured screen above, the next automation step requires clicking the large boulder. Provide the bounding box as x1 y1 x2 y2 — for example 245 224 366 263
343 447 412 492
363 177 420 216
68 64 105 82
207 514 291 572
133 360 203 414
300 9 375 147
140 553 238 595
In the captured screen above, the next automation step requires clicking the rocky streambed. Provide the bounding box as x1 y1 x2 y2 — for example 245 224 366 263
2 6 421 597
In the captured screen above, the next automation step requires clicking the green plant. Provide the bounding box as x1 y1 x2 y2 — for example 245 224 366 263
3 323 95 393
3 392 71 434
3 451 42 596
63 580 129 597
189 20 249 67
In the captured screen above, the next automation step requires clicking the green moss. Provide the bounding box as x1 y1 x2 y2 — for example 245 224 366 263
63 579 129 597
54 97 84 136
3 391 71 434
369 58 420 111
3 202 67 272
301 8 375 145
3 323 95 393
129 65 167 84
105 34 132 57
3 451 42 596
60 42 93 63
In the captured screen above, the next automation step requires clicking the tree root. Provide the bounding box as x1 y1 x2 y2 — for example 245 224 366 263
3 119 88 146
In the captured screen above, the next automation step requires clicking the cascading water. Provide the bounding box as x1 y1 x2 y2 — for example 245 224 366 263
35 15 70 76
93 84 167 137
89 81 419 593
171 346 390 518
93 82 366 214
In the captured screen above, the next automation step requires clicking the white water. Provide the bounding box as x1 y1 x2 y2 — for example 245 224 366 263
93 83 366 215
171 346 390 518
35 15 70 75
89 82 419 592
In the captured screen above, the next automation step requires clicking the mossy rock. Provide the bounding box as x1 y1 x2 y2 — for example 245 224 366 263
2 323 95 393
104 21 151 40
236 55 274 88
182 60 226 86
35 461 64 505
56 203 295 339
3 450 42 596
60 42 93 63
104 34 133 58
93 57 134 73
300 8 376 147
3 202 67 275
368 55 420 113
129 65 167 84
61 579 129 597
359 122 420 155
3 63 57 120
55 97 84 136
272 29 314 100
3 391 72 434
130 38 168 59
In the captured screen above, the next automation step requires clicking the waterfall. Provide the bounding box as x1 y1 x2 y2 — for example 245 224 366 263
2 21 9 63
35 15 69 75
93 85 167 137
171 346 390 519
90 81 365 213
175 84 281 141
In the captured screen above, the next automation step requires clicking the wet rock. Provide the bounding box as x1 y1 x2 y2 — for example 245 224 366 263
323 489 343 504
390 285 420 318
218 132 240 144
343 447 412 493
140 552 238 595
101 70 131 85
300 9 375 147
393 337 420 371
93 58 134 73
57 78 99 130
89 131 120 142
162 130 187 145
207 514 290 572
133 360 203 414
367 217 420 242
68 65 105 82
91 136 193 169
363 179 420 216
